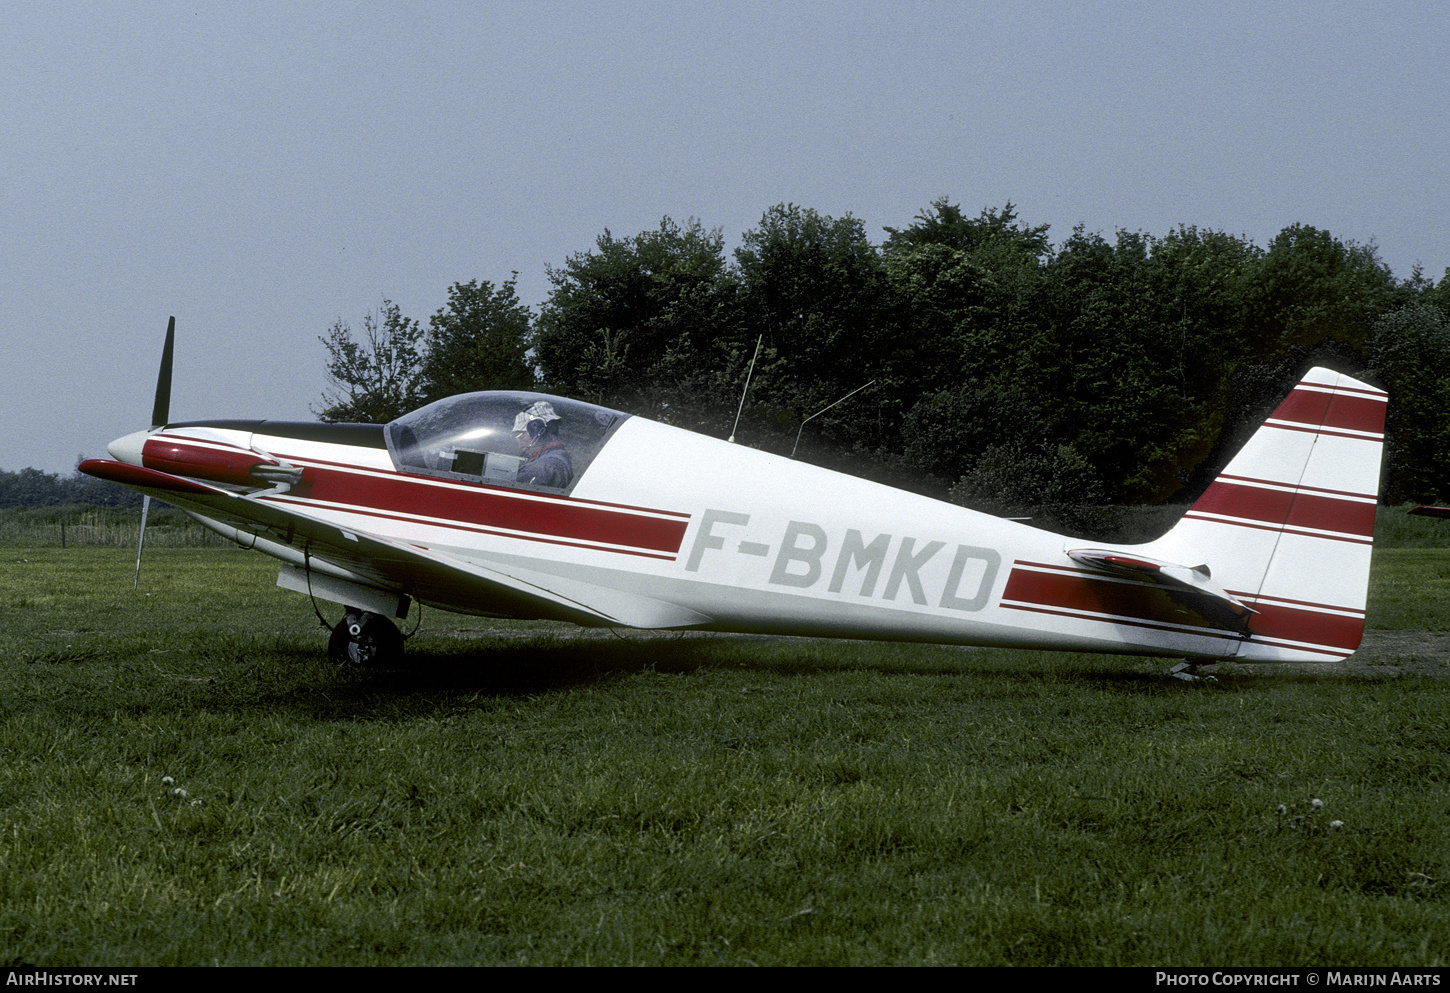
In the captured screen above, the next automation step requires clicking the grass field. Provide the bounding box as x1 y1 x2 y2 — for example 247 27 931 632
3 541 1449 966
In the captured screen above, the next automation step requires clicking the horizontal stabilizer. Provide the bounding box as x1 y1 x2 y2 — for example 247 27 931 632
1066 548 1254 627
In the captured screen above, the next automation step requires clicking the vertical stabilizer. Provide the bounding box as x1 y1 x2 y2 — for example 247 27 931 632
1150 368 1387 661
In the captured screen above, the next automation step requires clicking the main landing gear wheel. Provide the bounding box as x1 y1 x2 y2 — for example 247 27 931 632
328 610 404 668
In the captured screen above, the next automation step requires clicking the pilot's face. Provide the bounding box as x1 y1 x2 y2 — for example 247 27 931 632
514 430 531 452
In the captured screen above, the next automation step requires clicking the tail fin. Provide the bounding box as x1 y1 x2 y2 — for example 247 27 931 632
1151 367 1387 662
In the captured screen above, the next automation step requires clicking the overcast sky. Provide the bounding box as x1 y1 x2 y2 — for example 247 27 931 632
5 0 1446 475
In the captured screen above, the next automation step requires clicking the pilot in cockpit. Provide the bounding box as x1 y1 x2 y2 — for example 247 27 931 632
513 401 573 488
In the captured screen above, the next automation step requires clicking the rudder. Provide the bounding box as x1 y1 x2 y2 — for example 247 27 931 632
1150 367 1387 661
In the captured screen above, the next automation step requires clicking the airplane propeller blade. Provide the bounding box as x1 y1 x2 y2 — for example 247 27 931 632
151 316 175 429
136 318 173 587
134 495 151 589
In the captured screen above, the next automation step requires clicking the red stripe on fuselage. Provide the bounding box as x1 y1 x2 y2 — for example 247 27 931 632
1001 562 1222 634
274 451 692 520
261 494 682 560
288 464 690 555
1001 560 1363 655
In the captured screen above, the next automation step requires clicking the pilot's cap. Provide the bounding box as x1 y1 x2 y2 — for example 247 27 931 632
513 401 560 433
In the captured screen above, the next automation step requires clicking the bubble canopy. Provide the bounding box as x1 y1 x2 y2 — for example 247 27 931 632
384 392 629 493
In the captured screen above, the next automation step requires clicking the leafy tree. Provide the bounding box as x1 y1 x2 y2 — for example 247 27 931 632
1369 303 1450 502
0 467 69 507
534 217 737 411
0 466 139 508
872 200 1057 486
1115 226 1263 496
314 300 426 423
949 441 1108 533
899 379 1053 489
1247 223 1397 356
1024 228 1174 500
880 244 1005 397
733 204 894 451
306 201 1439 509
421 277 535 402
1413 265 1450 319
735 204 887 372
880 203 1055 408
619 279 764 437
883 198 1051 269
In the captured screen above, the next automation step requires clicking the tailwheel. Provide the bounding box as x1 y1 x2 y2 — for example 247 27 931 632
1169 661 1218 683
328 609 404 668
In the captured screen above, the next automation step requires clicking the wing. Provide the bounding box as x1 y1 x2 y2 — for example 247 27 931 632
79 459 711 630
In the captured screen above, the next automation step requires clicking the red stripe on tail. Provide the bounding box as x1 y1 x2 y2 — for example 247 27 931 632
1190 478 1376 537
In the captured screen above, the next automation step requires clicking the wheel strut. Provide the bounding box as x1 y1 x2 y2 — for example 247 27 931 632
1169 661 1218 683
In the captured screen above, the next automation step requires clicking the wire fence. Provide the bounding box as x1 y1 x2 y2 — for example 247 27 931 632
0 510 233 548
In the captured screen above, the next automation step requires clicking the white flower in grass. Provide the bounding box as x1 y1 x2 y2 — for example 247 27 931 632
1330 820 1343 830
161 776 174 786
173 788 187 798
1311 798 1324 809
1277 804 1288 815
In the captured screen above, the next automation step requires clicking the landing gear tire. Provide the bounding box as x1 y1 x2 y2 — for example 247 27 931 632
328 610 404 668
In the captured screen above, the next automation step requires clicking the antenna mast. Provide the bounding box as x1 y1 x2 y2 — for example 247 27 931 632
791 379 876 458
728 335 762 444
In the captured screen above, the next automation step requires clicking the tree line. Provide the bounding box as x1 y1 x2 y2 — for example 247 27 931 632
316 198 1448 517
0 466 141 509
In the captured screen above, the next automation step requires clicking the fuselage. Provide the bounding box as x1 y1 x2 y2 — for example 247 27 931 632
109 401 1248 660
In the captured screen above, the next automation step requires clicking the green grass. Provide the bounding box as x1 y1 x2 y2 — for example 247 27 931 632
2 546 1449 965
1368 548 1450 630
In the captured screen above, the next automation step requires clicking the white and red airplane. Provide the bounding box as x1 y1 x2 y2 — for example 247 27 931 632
80 321 1388 673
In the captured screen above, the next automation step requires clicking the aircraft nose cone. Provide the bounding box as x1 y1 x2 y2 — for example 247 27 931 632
108 429 151 466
